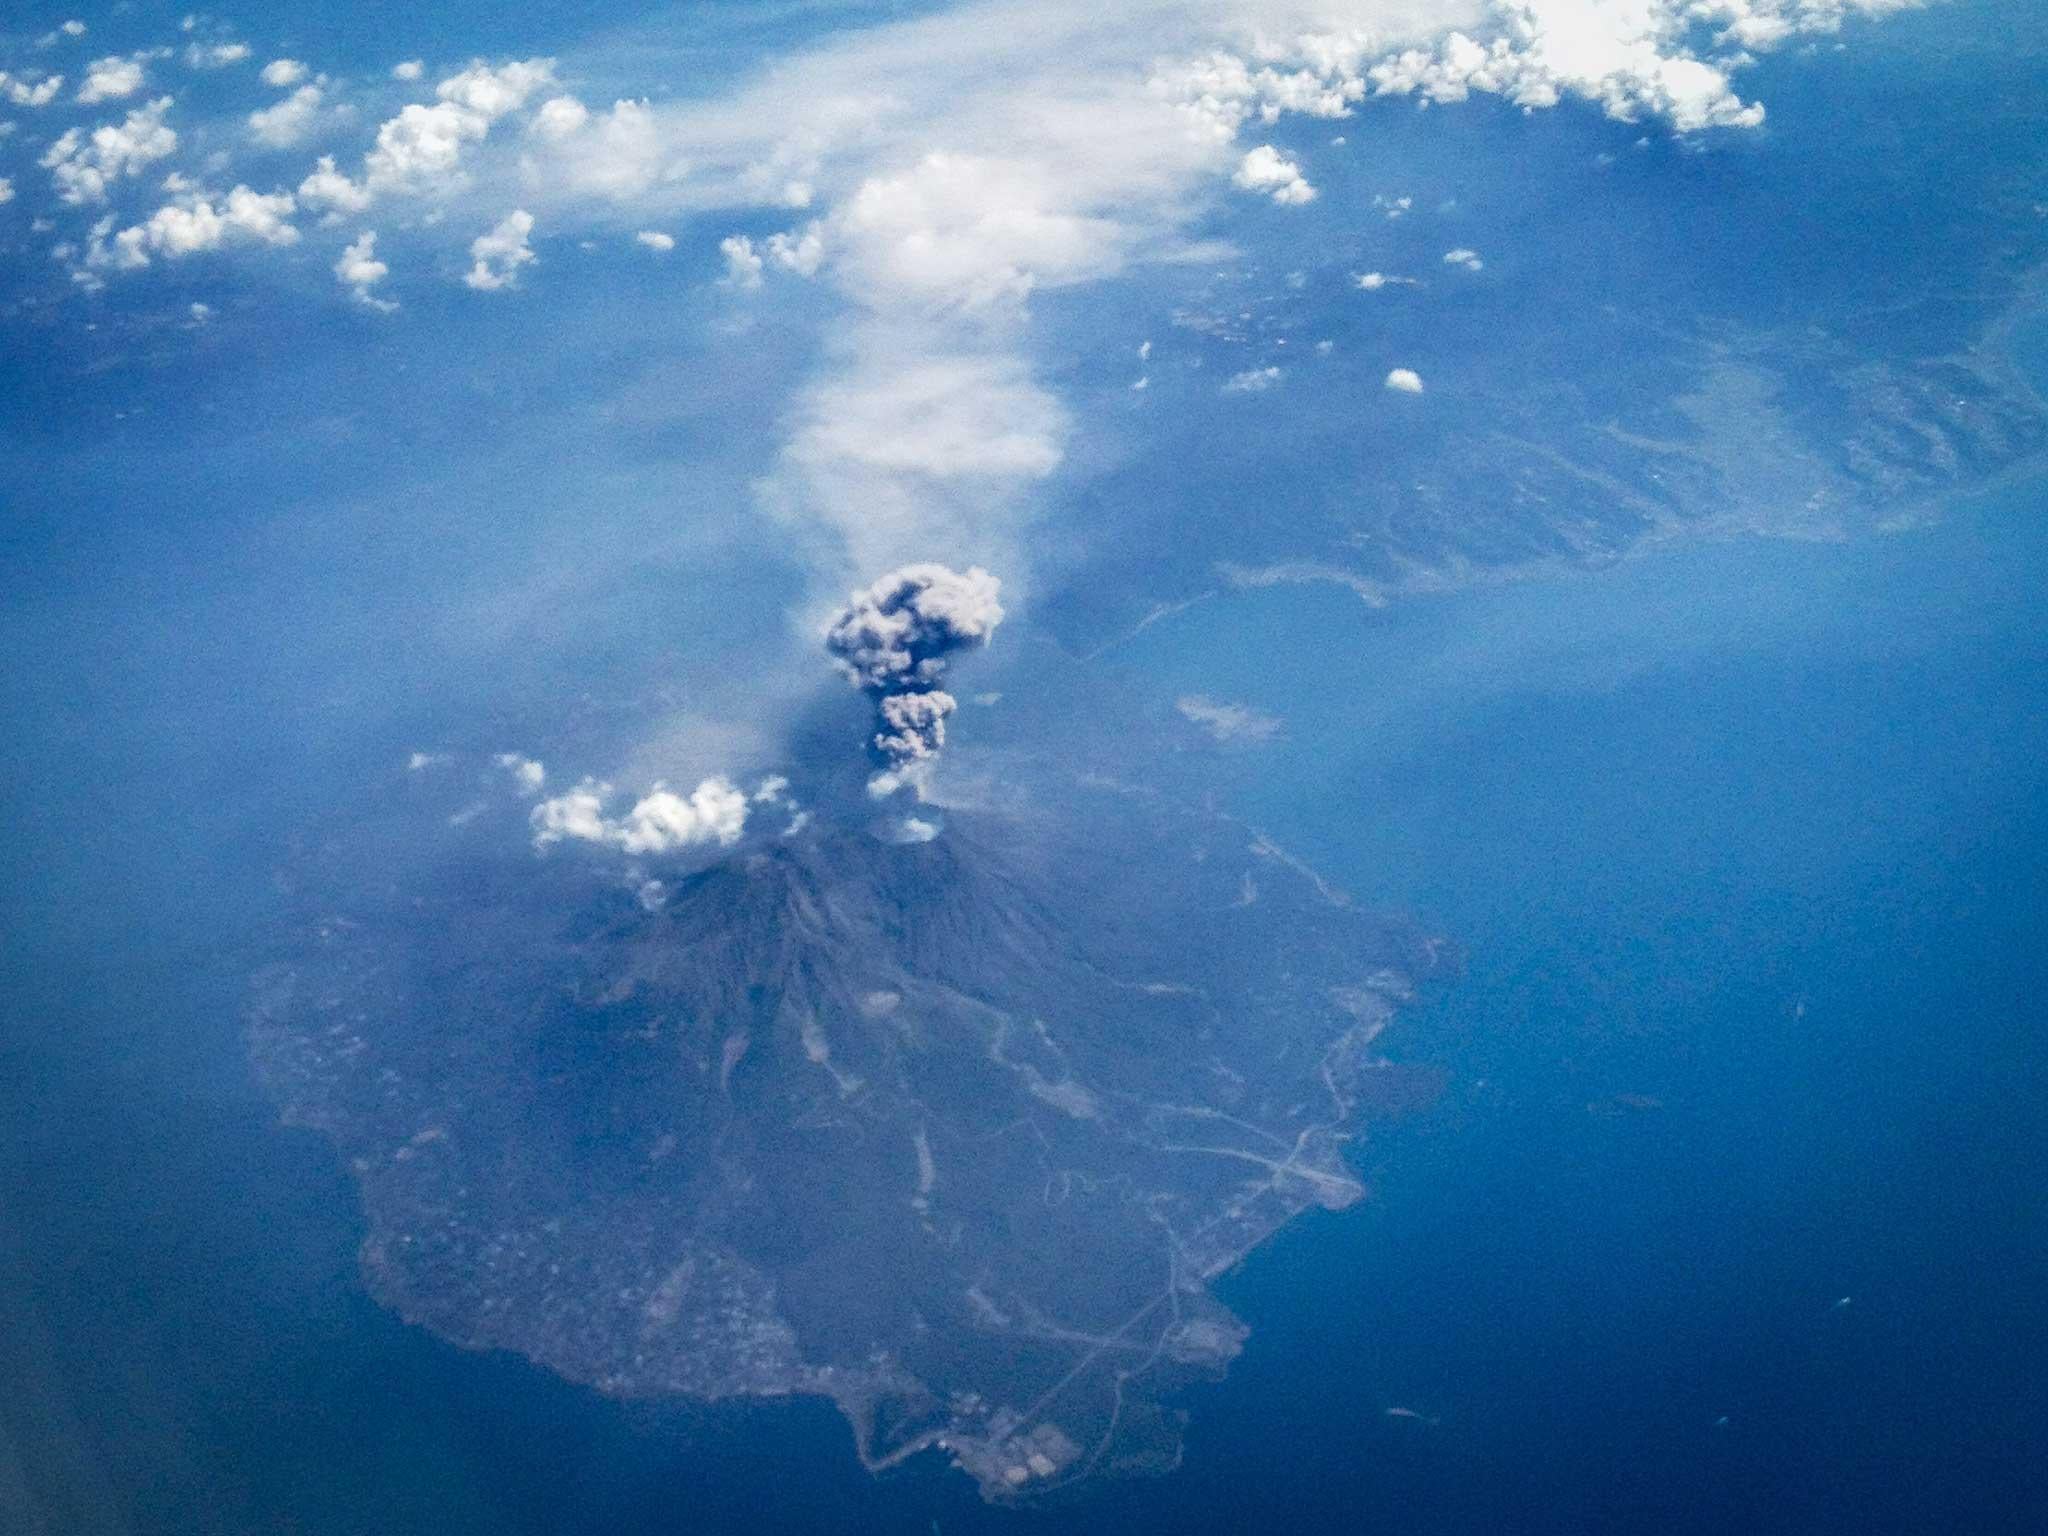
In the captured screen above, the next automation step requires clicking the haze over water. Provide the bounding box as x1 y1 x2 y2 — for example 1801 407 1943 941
7 434 2045 1535
4 0 2047 1529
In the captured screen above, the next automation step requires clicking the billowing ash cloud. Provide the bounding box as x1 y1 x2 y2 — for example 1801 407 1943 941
824 563 1002 794
874 691 955 766
824 563 1004 691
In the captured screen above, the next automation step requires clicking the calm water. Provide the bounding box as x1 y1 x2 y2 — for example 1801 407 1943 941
6 469 2046 1531
1098 476 2048 1535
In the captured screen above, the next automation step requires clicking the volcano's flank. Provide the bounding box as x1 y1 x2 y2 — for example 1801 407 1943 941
250 785 1444 1498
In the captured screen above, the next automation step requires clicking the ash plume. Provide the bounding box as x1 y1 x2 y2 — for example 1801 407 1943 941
824 563 1003 794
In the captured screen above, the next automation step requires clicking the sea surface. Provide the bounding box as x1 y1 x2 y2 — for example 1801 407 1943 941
5 423 2047 1531
1095 473 2048 1536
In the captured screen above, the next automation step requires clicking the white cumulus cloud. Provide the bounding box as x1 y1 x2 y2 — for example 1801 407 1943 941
1384 367 1425 393
634 229 675 252
518 97 674 199
362 101 487 193
719 224 823 288
185 41 250 69
261 59 307 88
530 94 589 140
41 97 176 204
464 207 535 290
1 72 65 107
1232 144 1316 205
121 185 300 263
437 57 555 118
1362 1 1798 133
248 83 322 148
301 58 555 211
493 753 546 794
297 154 373 214
335 229 396 310
77 54 145 104
719 233 763 289
27 0 1929 632
766 223 824 276
530 777 751 855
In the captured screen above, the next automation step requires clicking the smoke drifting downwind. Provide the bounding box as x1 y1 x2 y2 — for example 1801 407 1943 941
824 563 1003 797
515 564 999 862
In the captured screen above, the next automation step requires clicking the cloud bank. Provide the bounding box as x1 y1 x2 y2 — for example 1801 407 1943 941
4 0 1942 786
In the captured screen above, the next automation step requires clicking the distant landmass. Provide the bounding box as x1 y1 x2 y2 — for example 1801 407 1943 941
249 780 1446 1499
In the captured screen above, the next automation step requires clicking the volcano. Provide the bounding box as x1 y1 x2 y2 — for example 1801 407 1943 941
250 778 1445 1498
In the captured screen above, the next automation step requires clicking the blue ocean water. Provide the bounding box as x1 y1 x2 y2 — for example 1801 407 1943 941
7 348 2048 1535
1 2 2044 1530
1090 483 2048 1535
8 462 2044 1534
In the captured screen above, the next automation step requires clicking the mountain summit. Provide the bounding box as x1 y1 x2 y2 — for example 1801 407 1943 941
252 785 1443 1498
